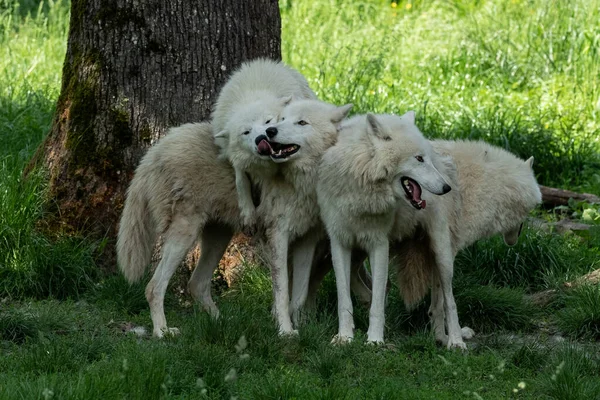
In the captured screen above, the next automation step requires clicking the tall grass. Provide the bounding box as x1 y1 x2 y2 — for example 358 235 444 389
0 0 98 299
282 0 600 192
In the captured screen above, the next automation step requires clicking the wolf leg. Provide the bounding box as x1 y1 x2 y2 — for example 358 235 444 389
147 214 202 338
236 169 256 228
188 223 233 318
290 233 319 327
330 239 354 343
430 228 466 350
430 269 476 344
268 228 296 336
429 270 448 344
366 240 389 344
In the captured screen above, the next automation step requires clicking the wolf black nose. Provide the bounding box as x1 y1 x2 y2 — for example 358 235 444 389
266 127 278 138
442 184 452 194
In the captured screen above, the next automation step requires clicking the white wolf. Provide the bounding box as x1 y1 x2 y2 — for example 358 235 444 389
317 112 451 344
211 58 317 228
250 99 353 335
391 140 542 349
117 122 241 338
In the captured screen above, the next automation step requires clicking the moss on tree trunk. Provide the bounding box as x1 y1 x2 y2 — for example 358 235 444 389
38 0 281 266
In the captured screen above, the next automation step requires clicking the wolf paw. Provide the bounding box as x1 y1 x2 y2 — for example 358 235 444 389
331 334 353 345
241 209 257 231
203 302 220 319
154 327 180 338
446 338 468 351
278 328 299 337
461 326 475 340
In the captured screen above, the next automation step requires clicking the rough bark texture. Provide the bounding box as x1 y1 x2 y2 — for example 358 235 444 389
39 0 281 263
540 185 600 207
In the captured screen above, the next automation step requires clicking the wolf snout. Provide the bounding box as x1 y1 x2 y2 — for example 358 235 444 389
442 184 451 194
266 127 278 138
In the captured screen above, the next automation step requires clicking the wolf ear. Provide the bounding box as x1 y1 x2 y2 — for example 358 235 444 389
331 104 353 124
401 110 416 124
279 95 293 107
525 156 534 169
366 113 390 141
214 130 228 138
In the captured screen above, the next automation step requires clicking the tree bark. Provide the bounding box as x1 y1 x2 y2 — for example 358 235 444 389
36 0 281 256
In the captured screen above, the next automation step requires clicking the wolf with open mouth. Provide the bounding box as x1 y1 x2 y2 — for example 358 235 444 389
316 111 451 345
253 99 353 336
211 58 317 228
254 127 301 162
390 140 541 350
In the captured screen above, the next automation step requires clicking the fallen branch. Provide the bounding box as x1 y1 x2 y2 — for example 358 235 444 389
539 185 600 207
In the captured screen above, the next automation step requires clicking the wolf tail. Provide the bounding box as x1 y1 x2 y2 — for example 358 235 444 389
394 236 435 310
117 174 156 283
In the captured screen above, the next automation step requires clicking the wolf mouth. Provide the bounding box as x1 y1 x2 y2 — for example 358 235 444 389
401 176 426 210
255 135 300 160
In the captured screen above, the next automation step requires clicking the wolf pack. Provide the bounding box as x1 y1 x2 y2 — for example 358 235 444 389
117 59 542 350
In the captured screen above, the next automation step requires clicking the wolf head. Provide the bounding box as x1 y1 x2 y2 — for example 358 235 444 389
215 95 291 163
255 99 353 164
501 156 541 246
365 112 451 210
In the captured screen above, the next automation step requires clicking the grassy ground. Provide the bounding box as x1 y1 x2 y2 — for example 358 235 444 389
1 0 599 399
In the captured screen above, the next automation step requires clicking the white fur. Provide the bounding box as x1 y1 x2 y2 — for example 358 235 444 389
117 122 240 337
211 58 317 227
254 99 352 335
393 140 542 349
317 113 450 343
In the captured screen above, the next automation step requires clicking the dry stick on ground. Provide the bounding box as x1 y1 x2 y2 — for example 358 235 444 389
540 185 600 207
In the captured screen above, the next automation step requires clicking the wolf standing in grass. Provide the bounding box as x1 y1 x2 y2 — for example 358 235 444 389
392 140 542 349
317 112 451 344
117 123 242 338
247 99 352 335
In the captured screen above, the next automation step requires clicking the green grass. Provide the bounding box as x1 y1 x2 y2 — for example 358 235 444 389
0 0 98 300
1 271 598 400
281 0 600 193
1 0 600 398
556 285 600 340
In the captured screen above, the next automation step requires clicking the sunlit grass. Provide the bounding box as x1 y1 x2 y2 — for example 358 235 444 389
282 0 600 192
0 1 599 398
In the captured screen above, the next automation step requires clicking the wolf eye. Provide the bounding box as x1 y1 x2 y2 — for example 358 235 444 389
265 119 271 124
298 120 308 126
415 156 424 162
281 117 286 121
242 130 250 135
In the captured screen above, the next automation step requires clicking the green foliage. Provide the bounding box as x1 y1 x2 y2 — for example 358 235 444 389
455 226 599 292
556 285 600 340
542 345 600 400
89 274 148 314
282 0 600 193
1 0 600 398
456 285 536 333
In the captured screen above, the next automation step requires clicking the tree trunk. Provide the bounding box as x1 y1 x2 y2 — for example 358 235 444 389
36 0 281 261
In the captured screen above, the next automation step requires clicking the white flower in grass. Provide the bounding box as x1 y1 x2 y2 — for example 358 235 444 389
42 388 54 399
235 335 247 353
224 368 237 383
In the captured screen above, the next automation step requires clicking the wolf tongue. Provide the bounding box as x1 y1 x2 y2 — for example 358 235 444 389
408 180 422 203
257 139 273 155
